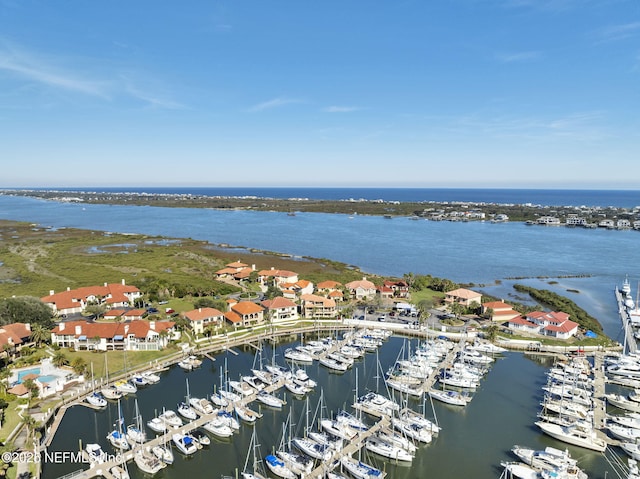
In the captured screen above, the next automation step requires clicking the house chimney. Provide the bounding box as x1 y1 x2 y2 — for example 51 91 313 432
25 323 31 332
149 321 155 331
198 308 202 312
75 325 82 335
122 279 125 285
252 264 256 271
59 323 65 331
49 290 55 296
67 287 71 291
124 325 130 334
104 282 108 287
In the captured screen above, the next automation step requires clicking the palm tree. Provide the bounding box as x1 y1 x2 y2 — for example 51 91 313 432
485 323 499 343
30 323 50 348
20 414 39 443
52 351 69 367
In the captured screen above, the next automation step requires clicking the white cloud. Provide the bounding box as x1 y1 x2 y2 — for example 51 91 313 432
322 106 361 113
0 42 107 97
596 22 640 43
247 97 301 112
495 51 542 63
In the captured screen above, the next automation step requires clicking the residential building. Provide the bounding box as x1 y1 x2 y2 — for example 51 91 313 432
300 294 337 318
444 288 483 307
50 320 175 351
345 277 377 300
507 311 579 339
41 279 143 317
261 297 299 322
481 301 520 322
257 268 299 289
224 301 264 328
0 323 32 358
183 307 225 335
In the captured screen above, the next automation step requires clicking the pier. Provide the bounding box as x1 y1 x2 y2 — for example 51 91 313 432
615 288 637 354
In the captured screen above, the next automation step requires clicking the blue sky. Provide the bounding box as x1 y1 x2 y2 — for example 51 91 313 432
1 0 638 188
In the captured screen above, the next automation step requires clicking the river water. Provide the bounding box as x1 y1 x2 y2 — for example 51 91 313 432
0 194 637 478
40 337 614 479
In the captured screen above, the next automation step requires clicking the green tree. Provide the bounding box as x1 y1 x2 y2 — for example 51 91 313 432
52 351 69 367
71 357 87 376
485 323 500 342
22 378 39 405
0 297 54 327
20 413 39 443
450 302 465 319
30 323 50 347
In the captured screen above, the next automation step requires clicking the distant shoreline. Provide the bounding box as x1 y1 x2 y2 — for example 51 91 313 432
1 188 639 231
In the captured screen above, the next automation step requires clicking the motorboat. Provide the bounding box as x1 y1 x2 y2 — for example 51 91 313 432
365 435 413 462
106 430 130 450
256 390 286 408
158 409 183 428
428 388 470 406
152 444 174 464
353 392 400 417
275 450 313 476
109 465 130 479
142 371 161 384
85 443 107 464
391 417 432 443
235 403 263 423
534 420 607 452
192 429 211 447
178 358 194 370
283 347 314 363
242 375 266 391
284 379 310 396
86 391 107 408
189 396 214 415
264 454 297 479
292 436 332 461
126 423 146 444
147 417 168 434
340 455 386 479
134 447 166 475
177 401 198 420
172 432 199 455
130 373 148 388
114 380 137 395
100 385 123 400
500 461 539 479
216 409 241 430
229 380 255 397
511 444 585 478
203 418 235 438
292 368 317 388
319 356 349 372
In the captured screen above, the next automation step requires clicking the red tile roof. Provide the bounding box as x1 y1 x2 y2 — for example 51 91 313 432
232 301 263 315
262 297 297 309
184 308 224 321
51 320 174 339
0 323 31 348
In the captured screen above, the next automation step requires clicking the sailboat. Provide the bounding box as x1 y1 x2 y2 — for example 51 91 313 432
106 399 130 450
101 354 123 400
178 378 198 420
241 428 268 479
86 362 107 408
126 399 147 444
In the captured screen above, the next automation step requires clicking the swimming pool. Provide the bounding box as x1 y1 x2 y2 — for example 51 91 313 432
17 368 41 383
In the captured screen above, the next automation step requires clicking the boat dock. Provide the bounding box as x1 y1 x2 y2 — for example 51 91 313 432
615 288 637 354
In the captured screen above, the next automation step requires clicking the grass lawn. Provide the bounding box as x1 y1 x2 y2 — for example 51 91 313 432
61 349 174 380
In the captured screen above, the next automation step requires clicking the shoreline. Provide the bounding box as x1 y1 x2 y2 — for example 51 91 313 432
1 188 639 230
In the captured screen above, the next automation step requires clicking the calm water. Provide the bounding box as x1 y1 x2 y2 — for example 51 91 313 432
11 187 640 208
0 194 637 339
0 193 637 478
40 337 613 479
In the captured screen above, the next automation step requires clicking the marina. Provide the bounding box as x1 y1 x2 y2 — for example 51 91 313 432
37 322 634 479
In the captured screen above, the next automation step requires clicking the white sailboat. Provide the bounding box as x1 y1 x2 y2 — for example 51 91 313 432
106 399 130 450
101 354 123 400
241 428 268 479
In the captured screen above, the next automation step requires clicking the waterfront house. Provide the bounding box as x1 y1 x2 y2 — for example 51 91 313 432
316 280 342 293
279 279 314 296
345 277 377 300
445 288 483 307
300 294 338 318
0 323 32 359
224 301 264 328
50 320 175 351
183 307 225 335
537 216 561 226
481 301 520 322
507 311 579 339
257 268 299 290
261 297 299 322
41 279 143 317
